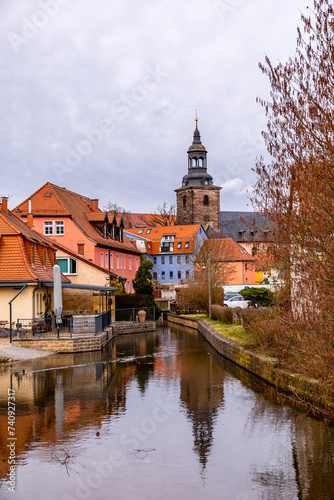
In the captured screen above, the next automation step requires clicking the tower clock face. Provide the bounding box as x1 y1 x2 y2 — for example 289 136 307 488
203 180 209 186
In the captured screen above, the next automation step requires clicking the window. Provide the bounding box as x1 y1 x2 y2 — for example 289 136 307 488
105 253 108 269
153 256 157 264
169 256 173 264
169 271 173 280
146 229 151 234
138 229 143 234
161 256 165 264
101 253 104 267
204 215 210 222
44 192 51 197
136 257 139 269
57 258 77 275
183 196 187 208
185 241 189 249
178 271 181 279
129 256 132 270
56 221 64 235
183 217 187 223
161 271 165 279
185 255 190 263
153 272 157 280
110 254 113 269
186 270 189 278
117 255 120 269
177 241 181 249
177 256 181 264
44 221 53 235
203 195 209 206
147 243 151 249
123 255 126 270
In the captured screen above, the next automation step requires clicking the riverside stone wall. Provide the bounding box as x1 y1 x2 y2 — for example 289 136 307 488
167 314 334 417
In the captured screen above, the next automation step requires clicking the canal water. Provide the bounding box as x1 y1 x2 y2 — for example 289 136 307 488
0 322 334 500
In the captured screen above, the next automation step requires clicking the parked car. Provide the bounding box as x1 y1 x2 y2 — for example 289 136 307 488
224 291 240 300
224 295 250 309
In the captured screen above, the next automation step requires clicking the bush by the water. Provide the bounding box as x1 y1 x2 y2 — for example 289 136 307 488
211 305 233 324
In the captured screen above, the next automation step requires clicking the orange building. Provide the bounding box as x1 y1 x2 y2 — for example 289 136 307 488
200 238 256 286
14 183 141 293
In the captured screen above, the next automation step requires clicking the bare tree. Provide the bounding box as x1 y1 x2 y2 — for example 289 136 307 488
177 237 237 315
253 0 334 315
150 203 176 227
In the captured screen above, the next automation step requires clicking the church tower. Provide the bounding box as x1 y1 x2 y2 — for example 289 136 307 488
175 117 221 231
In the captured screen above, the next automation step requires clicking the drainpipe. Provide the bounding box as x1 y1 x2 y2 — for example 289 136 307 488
9 284 27 343
32 282 41 320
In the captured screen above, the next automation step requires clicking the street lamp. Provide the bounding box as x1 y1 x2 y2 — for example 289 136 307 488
202 256 211 319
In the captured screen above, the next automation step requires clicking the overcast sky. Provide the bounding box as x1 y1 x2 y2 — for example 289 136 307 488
1 0 310 214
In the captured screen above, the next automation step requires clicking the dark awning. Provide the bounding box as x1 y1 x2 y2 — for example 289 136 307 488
40 282 118 292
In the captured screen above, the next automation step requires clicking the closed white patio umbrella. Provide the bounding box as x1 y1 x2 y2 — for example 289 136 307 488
53 264 62 337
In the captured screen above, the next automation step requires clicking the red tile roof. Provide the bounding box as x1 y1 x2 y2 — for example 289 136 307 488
0 208 70 283
201 238 255 262
126 224 203 254
14 183 140 254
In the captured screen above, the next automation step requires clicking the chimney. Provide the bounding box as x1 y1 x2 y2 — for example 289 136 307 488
27 213 33 228
91 199 99 212
27 199 33 228
1 197 8 214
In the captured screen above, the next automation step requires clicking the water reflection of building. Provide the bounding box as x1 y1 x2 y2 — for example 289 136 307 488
0 333 160 486
175 326 225 472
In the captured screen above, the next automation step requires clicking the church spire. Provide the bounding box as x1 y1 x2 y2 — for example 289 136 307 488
193 110 202 145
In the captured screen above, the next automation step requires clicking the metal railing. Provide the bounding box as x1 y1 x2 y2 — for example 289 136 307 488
95 310 111 335
15 311 113 339
115 307 155 322
15 317 73 339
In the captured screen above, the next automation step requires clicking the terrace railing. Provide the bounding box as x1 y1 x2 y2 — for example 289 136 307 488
15 312 113 339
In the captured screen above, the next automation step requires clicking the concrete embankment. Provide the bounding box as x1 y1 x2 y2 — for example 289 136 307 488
168 314 334 419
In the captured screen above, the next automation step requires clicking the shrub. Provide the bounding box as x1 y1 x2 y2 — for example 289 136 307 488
240 287 275 307
219 307 234 324
211 304 233 324
211 305 225 321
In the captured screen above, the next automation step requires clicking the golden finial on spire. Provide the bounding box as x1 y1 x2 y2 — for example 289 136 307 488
195 109 198 122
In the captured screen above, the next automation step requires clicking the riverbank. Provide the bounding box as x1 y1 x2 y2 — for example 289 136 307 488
167 313 334 422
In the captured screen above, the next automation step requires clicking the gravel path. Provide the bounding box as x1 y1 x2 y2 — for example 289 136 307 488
0 345 54 360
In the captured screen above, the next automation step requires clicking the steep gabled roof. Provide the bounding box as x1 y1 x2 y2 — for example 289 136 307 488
15 183 140 254
220 211 273 242
0 208 69 283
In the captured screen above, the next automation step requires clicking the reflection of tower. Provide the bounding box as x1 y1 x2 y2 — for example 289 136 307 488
175 116 221 231
179 346 225 472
